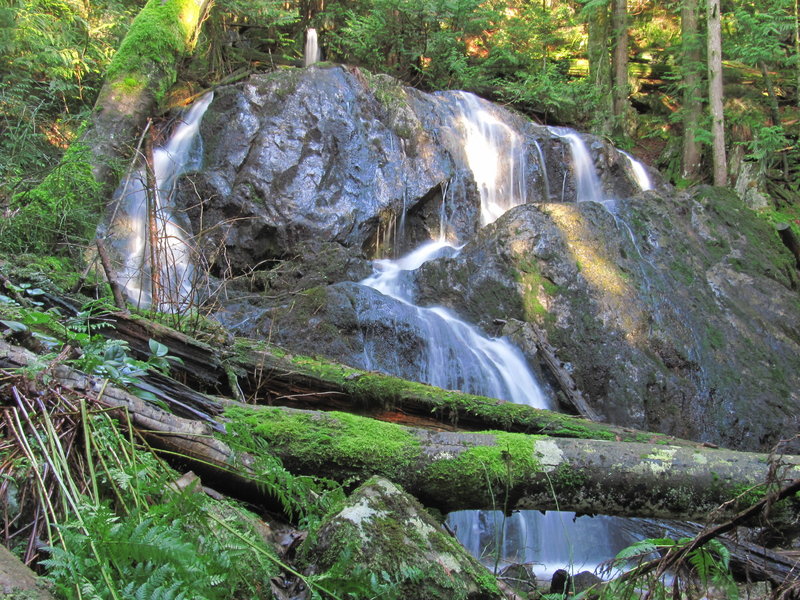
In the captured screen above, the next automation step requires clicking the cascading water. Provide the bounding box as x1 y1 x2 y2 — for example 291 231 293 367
359 93 635 576
305 28 320 67
107 93 213 311
620 150 653 192
453 92 527 226
550 127 604 205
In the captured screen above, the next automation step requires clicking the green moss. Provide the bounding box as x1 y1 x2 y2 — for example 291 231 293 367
515 257 559 322
424 431 540 505
697 187 797 288
104 0 203 105
670 258 695 285
705 323 725 351
552 462 587 491
223 406 422 482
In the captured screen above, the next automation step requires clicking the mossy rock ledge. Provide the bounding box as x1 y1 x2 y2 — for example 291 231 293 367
299 476 503 600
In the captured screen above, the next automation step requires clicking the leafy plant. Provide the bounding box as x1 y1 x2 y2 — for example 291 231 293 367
601 536 738 600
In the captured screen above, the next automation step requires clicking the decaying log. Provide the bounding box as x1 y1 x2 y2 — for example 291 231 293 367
503 319 600 421
2 337 800 524
0 544 57 600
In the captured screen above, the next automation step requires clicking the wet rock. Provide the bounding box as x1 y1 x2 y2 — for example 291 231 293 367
299 476 504 600
415 189 800 450
549 569 602 596
193 66 800 453
183 66 466 274
498 563 537 595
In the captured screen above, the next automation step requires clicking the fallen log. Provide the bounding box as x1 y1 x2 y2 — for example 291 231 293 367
2 337 799 524
104 311 690 445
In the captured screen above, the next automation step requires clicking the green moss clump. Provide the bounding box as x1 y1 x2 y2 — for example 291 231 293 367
0 140 102 256
424 431 540 506
515 257 559 322
104 0 203 104
223 406 422 483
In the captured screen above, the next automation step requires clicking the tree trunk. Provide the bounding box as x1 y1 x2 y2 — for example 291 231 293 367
795 0 800 109
707 0 727 186
611 0 629 136
681 0 703 182
586 1 613 136
3 337 800 524
84 0 212 192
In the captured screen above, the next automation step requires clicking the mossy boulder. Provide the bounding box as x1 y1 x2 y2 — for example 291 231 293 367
299 476 503 600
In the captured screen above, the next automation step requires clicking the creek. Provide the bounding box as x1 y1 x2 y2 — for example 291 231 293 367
104 64 800 579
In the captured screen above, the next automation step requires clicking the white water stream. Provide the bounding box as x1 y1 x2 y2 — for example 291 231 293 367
110 93 213 311
360 94 638 577
620 150 653 192
305 28 320 67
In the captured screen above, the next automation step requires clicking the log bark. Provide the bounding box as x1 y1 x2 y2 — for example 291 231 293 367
2 337 800 523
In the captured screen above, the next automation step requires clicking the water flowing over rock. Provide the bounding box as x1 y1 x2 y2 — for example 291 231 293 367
195 65 800 453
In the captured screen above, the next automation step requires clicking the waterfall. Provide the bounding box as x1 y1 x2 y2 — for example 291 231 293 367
453 92 527 226
305 28 320 67
620 150 653 192
550 127 604 204
108 93 213 311
357 93 635 577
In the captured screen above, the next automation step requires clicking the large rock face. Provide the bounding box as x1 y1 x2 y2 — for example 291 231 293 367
415 192 800 450
187 67 468 272
188 66 800 452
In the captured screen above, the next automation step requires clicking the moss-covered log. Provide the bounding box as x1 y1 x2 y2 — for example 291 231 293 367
4 336 798 523
224 405 800 521
105 312 690 445
86 0 211 190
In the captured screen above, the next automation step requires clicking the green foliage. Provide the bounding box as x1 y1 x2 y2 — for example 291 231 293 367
0 138 104 256
604 536 738 600
0 294 182 401
320 0 498 90
30 412 281 600
0 0 136 203
196 0 298 77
